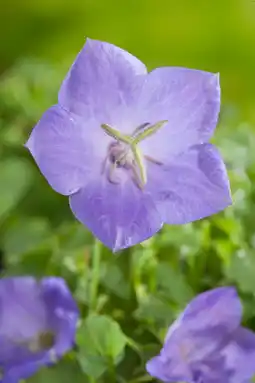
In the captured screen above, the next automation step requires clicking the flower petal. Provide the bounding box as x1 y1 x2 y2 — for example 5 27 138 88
41 278 79 356
146 354 193 383
59 38 147 128
0 278 78 382
180 287 242 333
69 175 163 251
192 356 230 383
221 327 255 383
147 143 231 224
2 362 41 383
161 287 242 366
25 105 103 196
0 277 48 366
139 67 220 163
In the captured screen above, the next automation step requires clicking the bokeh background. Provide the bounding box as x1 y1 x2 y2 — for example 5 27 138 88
1 0 255 382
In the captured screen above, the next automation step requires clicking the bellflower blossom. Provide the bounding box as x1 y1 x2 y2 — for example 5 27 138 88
146 287 255 383
26 38 231 251
0 277 79 383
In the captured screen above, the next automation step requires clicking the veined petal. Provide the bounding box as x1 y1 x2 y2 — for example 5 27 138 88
147 143 231 224
25 105 103 196
139 67 220 163
221 327 255 383
181 287 242 333
69 174 163 251
192 356 230 383
59 38 147 129
161 287 242 366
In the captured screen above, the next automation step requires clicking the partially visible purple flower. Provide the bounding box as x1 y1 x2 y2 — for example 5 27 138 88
146 287 255 383
26 38 231 251
0 277 79 383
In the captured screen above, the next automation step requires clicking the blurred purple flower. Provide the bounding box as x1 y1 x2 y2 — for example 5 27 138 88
25 38 231 251
0 277 79 383
146 287 255 383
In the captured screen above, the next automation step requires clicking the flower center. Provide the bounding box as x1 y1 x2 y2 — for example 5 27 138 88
12 329 56 353
101 120 167 189
29 330 56 353
108 142 134 168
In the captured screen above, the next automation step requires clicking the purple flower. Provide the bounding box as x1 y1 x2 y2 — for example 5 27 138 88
0 277 79 383
146 287 255 383
25 38 231 251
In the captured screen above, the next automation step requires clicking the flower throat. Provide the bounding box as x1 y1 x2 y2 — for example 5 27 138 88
101 120 167 189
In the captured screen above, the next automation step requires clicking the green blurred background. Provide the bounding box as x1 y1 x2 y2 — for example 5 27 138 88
1 0 255 382
2 0 255 119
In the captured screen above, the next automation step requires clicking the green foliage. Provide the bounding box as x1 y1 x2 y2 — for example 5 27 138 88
76 315 127 378
29 359 87 383
1 0 255 122
0 159 32 220
1 60 255 383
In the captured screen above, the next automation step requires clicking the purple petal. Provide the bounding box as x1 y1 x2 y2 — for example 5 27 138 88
221 327 255 383
147 143 231 224
179 287 242 335
160 326 226 373
146 354 193 383
0 277 48 366
147 326 232 382
41 277 79 356
69 175 163 251
139 68 220 163
0 276 78 382
160 287 242 367
2 362 41 383
192 356 230 383
59 38 147 129
25 105 105 196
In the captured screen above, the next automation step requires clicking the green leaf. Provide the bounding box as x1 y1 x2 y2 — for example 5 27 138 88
76 315 127 378
134 294 174 326
3 217 51 258
77 353 108 379
156 263 193 306
101 263 131 299
158 223 205 255
224 250 255 294
0 159 32 219
28 359 87 383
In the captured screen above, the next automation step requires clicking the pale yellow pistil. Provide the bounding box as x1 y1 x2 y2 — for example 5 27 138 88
101 120 167 189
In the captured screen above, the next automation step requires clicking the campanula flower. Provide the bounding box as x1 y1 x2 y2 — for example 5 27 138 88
146 287 255 383
26 38 231 251
0 277 79 383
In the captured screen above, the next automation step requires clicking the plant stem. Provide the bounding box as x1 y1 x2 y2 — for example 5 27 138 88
89 239 102 313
